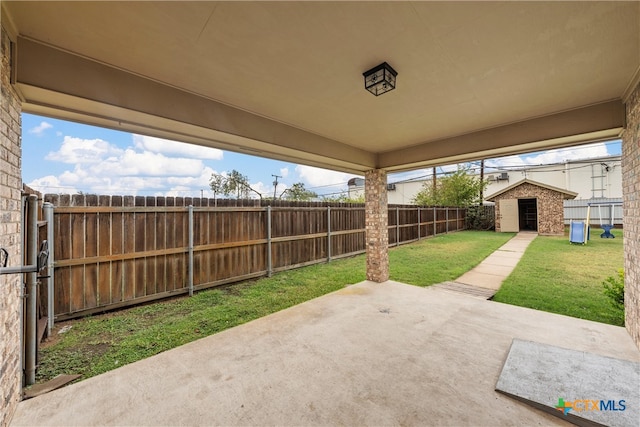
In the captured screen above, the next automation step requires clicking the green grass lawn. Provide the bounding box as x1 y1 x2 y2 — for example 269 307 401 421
36 230 514 384
389 230 516 285
493 228 624 326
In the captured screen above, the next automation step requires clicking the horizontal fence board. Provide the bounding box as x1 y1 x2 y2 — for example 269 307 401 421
55 247 189 267
44 194 468 319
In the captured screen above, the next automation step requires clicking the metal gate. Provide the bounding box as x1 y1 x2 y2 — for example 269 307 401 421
0 189 52 387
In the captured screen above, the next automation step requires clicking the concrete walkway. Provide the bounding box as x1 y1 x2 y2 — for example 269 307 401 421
11 280 640 427
434 231 537 298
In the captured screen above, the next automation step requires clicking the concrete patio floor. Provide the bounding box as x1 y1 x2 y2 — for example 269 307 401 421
11 280 640 426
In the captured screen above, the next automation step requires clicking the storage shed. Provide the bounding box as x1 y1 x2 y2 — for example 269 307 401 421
485 179 577 235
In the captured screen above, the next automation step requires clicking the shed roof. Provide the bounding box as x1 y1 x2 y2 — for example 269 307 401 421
485 179 578 201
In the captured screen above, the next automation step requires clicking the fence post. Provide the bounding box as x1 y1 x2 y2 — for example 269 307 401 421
456 207 459 231
446 208 449 233
188 205 194 297
327 206 332 262
25 195 38 385
465 207 468 230
433 207 437 236
396 207 400 246
267 206 272 277
43 202 55 332
417 207 421 240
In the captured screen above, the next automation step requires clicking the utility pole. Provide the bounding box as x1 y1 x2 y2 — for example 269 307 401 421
479 159 485 201
272 174 282 199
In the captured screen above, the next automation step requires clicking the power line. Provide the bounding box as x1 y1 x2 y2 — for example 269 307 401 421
385 158 621 187
304 180 354 190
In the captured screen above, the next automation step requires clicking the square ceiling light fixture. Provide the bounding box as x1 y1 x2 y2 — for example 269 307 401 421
363 62 398 96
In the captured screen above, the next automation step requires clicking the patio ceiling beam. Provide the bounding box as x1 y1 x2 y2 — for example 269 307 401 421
378 101 625 171
15 37 376 175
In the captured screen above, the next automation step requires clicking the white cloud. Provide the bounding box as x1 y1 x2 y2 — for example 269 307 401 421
251 181 274 198
487 142 610 169
59 169 84 185
45 136 123 164
28 121 53 136
166 166 218 188
295 165 354 189
165 186 195 198
132 134 223 160
90 149 206 177
27 175 77 195
524 143 609 164
31 134 221 196
280 167 289 178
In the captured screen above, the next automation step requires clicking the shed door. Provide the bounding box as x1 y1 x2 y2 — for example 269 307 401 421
499 199 519 232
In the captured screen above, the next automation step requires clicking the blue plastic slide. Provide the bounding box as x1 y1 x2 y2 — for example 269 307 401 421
569 221 586 244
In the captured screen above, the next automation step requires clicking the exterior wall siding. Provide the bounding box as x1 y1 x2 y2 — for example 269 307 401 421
622 83 640 350
0 24 23 427
492 183 566 235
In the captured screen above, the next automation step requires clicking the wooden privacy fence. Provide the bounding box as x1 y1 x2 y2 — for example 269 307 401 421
43 194 467 320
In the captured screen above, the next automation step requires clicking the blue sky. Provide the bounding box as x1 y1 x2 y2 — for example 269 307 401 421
22 113 622 198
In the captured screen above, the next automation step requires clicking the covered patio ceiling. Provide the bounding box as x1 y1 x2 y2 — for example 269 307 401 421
2 1 638 174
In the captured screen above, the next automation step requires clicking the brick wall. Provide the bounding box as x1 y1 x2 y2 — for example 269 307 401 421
492 182 567 235
622 84 640 350
0 24 23 426
365 169 389 282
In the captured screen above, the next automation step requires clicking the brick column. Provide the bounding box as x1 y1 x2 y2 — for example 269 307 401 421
365 169 389 282
623 84 640 350
0 25 23 426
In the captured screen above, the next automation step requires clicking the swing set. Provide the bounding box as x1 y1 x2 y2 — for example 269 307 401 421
569 201 622 244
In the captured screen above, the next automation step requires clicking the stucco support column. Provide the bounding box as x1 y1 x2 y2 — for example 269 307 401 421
365 169 389 282
623 85 640 350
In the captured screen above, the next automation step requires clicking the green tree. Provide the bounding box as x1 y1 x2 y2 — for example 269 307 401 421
209 174 226 199
224 169 250 199
412 168 487 207
209 170 261 199
283 182 317 201
321 193 365 203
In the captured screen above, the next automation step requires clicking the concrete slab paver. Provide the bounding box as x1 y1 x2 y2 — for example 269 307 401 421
455 271 505 290
489 250 527 259
479 255 521 268
497 339 640 427
445 232 537 293
471 263 516 277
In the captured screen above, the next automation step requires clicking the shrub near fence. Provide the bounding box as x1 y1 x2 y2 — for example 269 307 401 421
44 194 467 320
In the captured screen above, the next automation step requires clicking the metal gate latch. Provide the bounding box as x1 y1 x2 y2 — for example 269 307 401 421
0 241 49 277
